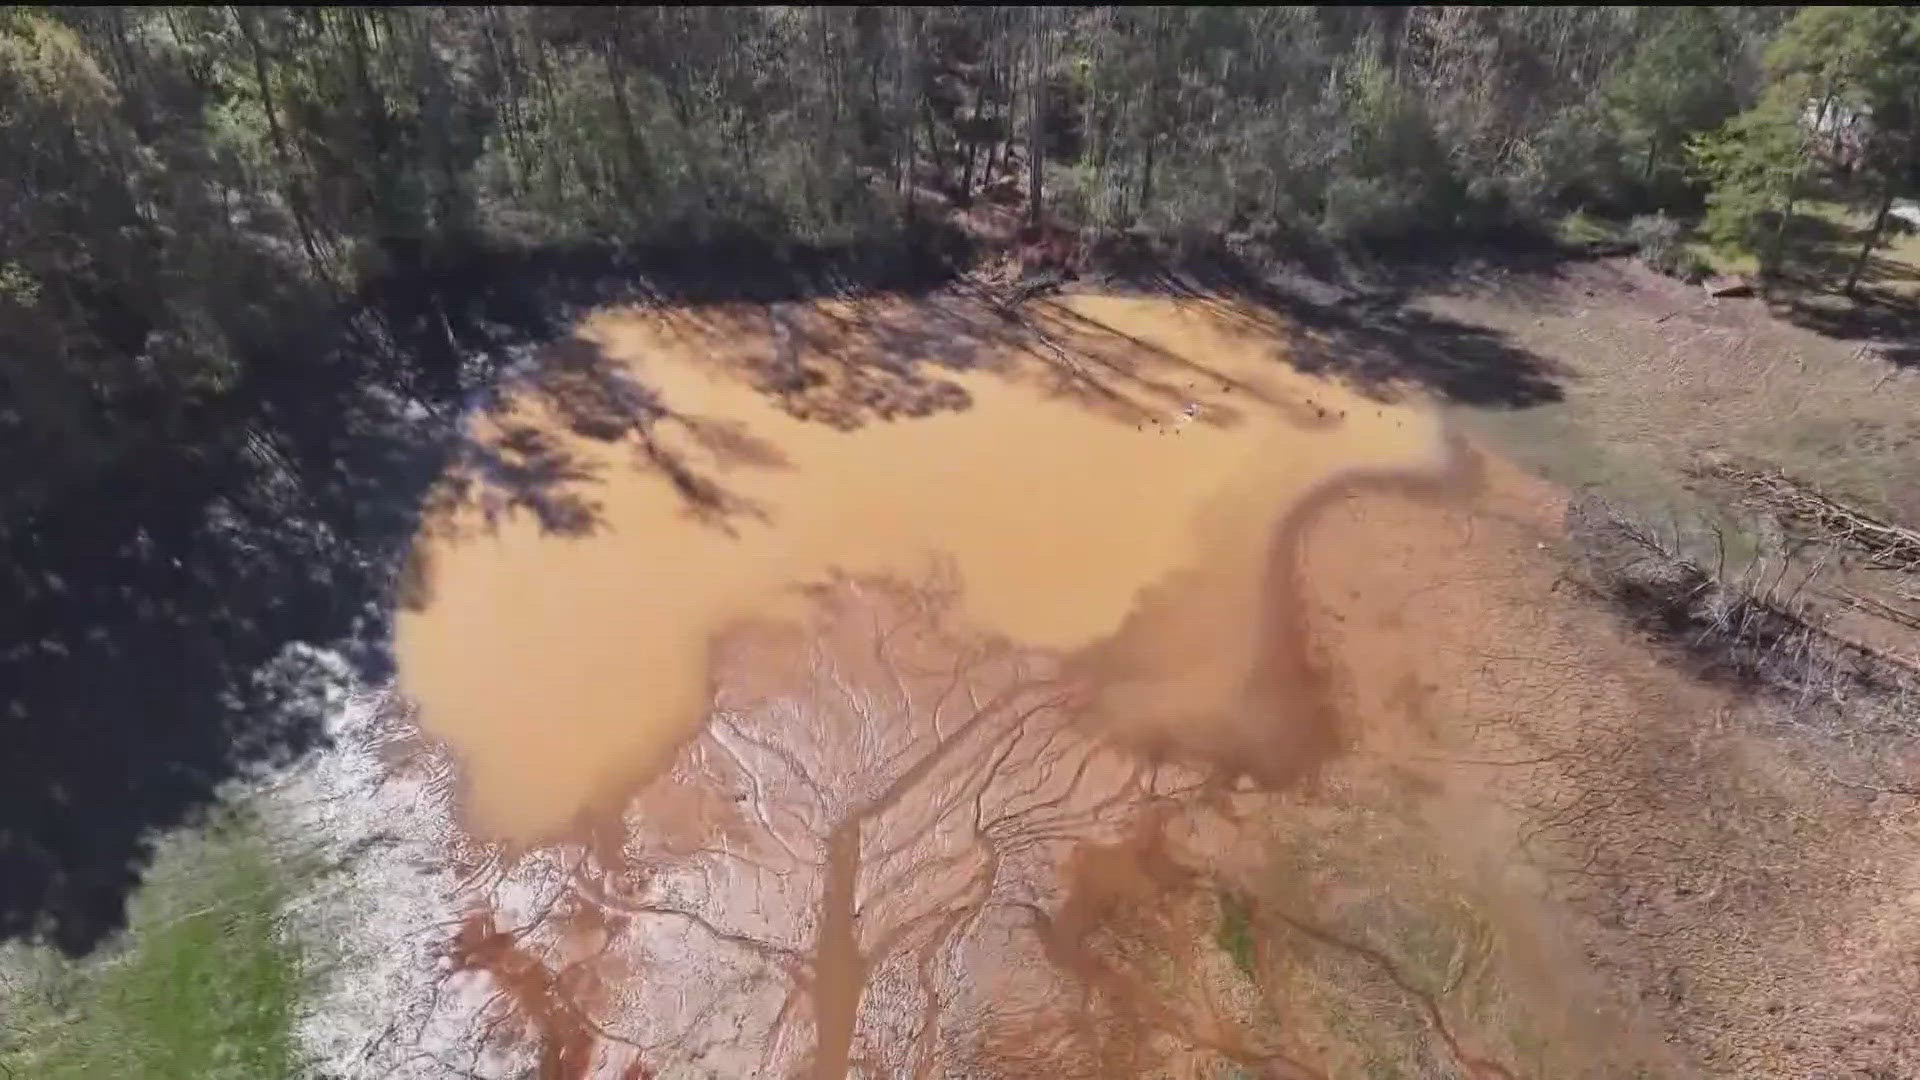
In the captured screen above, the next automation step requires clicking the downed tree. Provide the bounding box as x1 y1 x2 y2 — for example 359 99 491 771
1702 463 1920 571
1819 587 1920 633
1567 493 1920 692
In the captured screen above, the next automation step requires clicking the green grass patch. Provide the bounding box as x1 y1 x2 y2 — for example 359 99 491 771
1554 209 1623 250
1703 199 1920 296
1803 200 1920 292
1687 237 1757 278
1215 887 1258 982
0 809 312 1080
1884 225 1920 286
1453 397 1773 576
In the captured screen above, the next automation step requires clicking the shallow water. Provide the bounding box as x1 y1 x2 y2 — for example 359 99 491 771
395 294 1447 842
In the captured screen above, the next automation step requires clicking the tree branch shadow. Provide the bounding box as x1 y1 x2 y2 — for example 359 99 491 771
0 230 970 955
1767 285 1920 370
1088 244 1571 409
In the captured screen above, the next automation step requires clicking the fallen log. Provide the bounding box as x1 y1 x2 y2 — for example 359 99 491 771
1818 587 1920 632
1704 274 1753 298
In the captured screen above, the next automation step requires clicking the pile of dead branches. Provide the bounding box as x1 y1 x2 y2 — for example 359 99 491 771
1566 493 1920 706
1704 463 1920 571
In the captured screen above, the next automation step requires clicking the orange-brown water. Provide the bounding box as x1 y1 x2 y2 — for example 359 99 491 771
395 294 1447 841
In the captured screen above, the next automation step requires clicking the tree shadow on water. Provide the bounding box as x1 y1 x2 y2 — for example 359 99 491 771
1166 256 1567 409
437 422 610 539
635 297 1004 432
0 230 966 956
424 332 801 542
1082 235 1569 409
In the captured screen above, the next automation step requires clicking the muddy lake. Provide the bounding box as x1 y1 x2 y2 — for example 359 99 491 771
382 292 1663 1078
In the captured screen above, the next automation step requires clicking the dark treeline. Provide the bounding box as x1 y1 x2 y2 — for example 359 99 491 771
2 6 1916 951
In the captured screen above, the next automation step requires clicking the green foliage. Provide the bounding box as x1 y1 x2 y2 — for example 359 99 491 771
1604 9 1744 198
0 261 40 305
1 814 309 1080
1215 888 1258 981
1628 212 1710 281
1555 209 1622 249
1692 96 1810 269
1051 7 1782 247
1320 46 1458 240
1692 7 1920 282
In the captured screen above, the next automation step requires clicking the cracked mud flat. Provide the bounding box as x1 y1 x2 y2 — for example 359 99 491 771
296 295 1618 1077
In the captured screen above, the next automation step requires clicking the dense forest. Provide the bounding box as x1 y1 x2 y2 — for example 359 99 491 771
2 6 1918 951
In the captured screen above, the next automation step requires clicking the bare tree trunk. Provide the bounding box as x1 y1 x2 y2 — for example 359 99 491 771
960 96 980 205
1767 194 1796 279
1140 137 1155 215
345 9 395 230
921 101 948 192
819 8 841 126
1846 185 1897 297
903 17 918 224
601 29 651 198
985 34 1004 185
481 9 529 195
1138 7 1168 220
234 7 329 284
1767 83 1835 279
904 4 926 215
1026 6 1045 225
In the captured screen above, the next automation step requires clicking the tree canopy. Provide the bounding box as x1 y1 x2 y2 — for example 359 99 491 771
1692 6 1920 283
